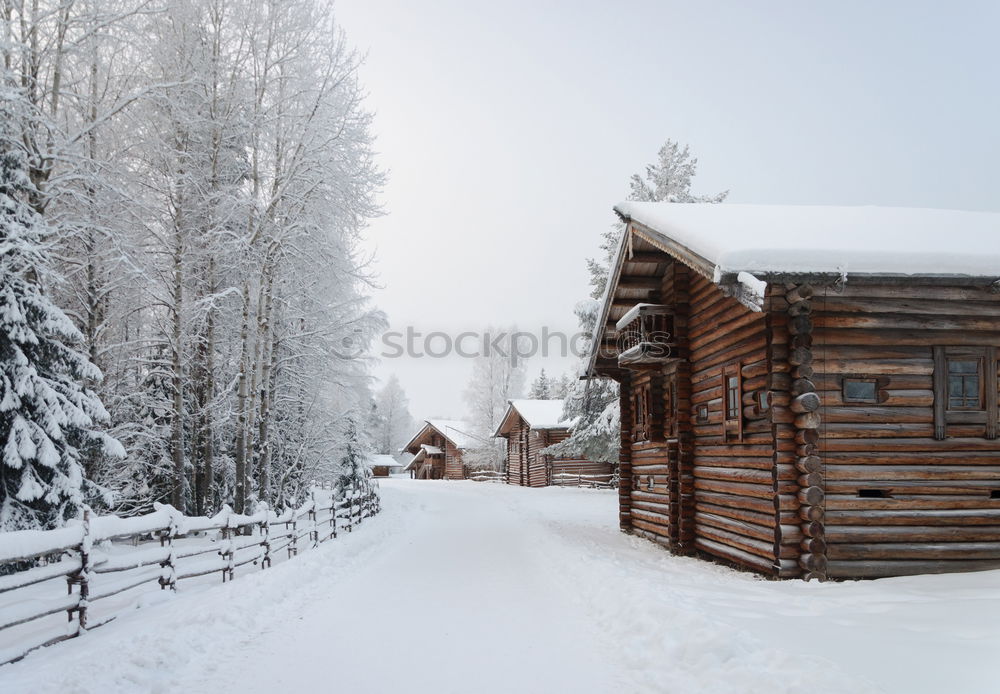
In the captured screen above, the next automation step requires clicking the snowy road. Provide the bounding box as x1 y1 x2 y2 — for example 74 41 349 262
3 479 1000 693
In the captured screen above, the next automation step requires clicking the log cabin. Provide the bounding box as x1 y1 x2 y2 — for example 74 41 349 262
588 202 1000 580
494 399 614 487
367 454 404 478
402 420 473 480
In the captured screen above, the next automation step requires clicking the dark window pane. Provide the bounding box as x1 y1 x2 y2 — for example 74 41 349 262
949 360 979 375
844 379 877 402
949 377 964 398
964 377 979 398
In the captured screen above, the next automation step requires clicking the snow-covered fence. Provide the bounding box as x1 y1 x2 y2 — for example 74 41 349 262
0 483 380 666
467 469 506 483
550 472 616 489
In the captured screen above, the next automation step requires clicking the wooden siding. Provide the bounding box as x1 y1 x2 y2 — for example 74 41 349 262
687 272 777 574
812 284 1000 578
444 442 465 480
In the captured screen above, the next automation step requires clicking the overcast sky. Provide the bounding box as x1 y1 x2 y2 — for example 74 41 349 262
335 0 1000 422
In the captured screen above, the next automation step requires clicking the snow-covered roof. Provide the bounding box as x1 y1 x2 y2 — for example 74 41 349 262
425 419 476 449
421 444 443 455
615 202 1000 279
403 419 477 453
366 454 403 469
494 399 571 437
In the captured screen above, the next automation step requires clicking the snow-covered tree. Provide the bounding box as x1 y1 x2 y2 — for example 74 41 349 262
368 375 414 455
1 0 384 519
588 139 728 299
628 140 729 205
544 301 619 463
462 328 525 470
334 415 371 494
463 328 526 438
528 369 553 399
0 131 122 530
562 140 727 462
552 373 574 399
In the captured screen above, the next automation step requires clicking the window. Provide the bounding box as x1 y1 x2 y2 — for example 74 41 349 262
696 404 709 424
721 363 743 442
631 382 652 442
756 390 771 412
726 376 740 420
933 346 998 441
844 378 878 404
948 358 983 410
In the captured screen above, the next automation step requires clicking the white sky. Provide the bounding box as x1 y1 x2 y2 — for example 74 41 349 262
335 0 1000 421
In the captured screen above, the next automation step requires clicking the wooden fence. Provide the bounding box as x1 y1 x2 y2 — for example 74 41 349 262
0 482 380 666
550 472 617 489
466 469 506 483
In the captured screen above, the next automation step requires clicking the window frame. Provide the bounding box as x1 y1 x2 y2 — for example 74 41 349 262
934 346 998 440
721 362 743 442
843 377 879 405
946 356 985 411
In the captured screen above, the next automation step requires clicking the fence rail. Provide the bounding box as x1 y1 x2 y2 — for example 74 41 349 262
466 469 506 483
550 472 617 489
0 482 380 667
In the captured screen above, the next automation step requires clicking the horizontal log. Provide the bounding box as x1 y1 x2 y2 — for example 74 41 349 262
826 525 1000 543
827 542 1000 560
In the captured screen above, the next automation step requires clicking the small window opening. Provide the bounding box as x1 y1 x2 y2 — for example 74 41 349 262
757 390 771 412
696 404 709 424
646 476 654 492
843 378 878 404
990 490 1000 499
858 488 891 499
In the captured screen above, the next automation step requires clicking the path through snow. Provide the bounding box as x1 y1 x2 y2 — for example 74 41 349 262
3 480 999 693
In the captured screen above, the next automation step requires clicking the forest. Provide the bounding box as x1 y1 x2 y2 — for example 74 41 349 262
1 0 384 529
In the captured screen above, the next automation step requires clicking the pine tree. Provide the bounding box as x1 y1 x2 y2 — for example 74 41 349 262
528 369 552 399
587 139 728 300
0 145 123 530
334 415 371 494
563 140 728 461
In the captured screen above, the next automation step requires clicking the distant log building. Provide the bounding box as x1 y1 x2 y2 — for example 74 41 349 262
367 454 404 478
494 399 614 487
403 420 473 480
588 202 1000 580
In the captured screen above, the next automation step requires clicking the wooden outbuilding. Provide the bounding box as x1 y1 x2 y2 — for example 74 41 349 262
494 399 614 487
367 454 404 478
402 420 473 480
589 202 1000 580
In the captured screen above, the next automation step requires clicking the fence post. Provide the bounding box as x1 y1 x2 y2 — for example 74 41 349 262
259 502 272 569
346 493 353 533
219 506 235 583
310 492 319 548
289 511 298 557
330 492 338 540
75 507 92 631
159 507 178 591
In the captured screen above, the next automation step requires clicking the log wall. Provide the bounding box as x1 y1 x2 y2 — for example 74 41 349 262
813 283 1000 578
687 273 778 574
444 442 465 480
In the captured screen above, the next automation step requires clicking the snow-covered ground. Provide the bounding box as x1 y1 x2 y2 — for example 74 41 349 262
2 479 999 693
